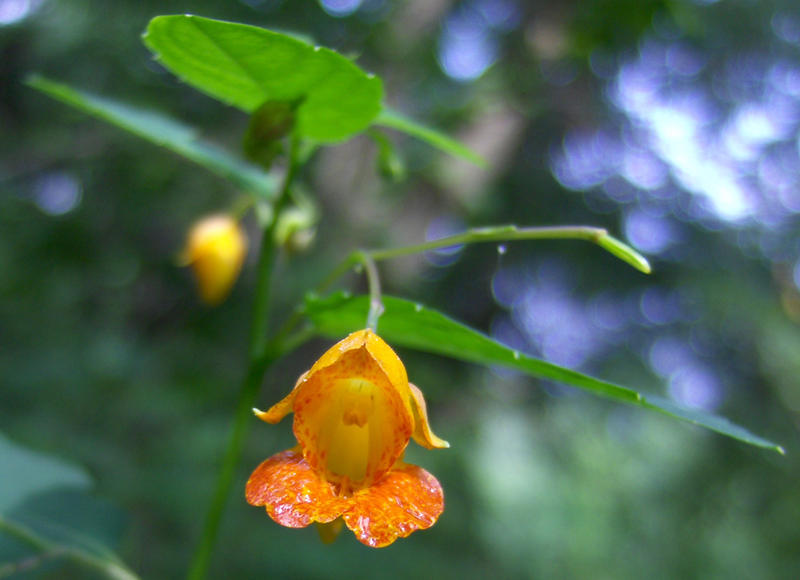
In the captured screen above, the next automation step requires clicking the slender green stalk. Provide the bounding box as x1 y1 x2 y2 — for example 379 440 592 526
355 251 383 330
315 253 360 295
0 515 138 580
185 356 273 580
187 137 302 580
249 140 301 361
367 224 650 273
276 224 651 343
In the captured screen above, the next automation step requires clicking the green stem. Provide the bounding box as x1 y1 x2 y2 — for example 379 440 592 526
185 354 274 580
348 224 648 284
0 515 138 580
249 140 301 361
367 224 649 273
278 224 650 343
355 251 383 330
315 253 360 295
187 137 302 580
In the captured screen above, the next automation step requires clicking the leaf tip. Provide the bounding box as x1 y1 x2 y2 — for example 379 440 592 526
597 234 652 274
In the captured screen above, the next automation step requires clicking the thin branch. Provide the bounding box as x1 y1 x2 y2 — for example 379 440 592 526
355 251 384 330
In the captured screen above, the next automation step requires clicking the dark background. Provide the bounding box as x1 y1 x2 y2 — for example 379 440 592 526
2 0 799 578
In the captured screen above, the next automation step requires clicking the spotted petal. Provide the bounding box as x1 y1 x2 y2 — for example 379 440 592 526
292 338 413 487
254 371 309 425
343 463 444 548
409 382 450 450
245 449 347 527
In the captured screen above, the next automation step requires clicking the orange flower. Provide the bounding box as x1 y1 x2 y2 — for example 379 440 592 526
181 214 247 305
246 329 449 547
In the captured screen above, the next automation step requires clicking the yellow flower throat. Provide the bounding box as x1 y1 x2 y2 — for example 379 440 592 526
319 378 382 487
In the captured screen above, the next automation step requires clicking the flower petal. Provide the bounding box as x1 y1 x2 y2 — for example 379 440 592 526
245 449 347 528
254 371 309 425
307 329 371 374
408 383 450 449
293 347 413 487
343 463 444 548
307 330 410 399
363 330 409 394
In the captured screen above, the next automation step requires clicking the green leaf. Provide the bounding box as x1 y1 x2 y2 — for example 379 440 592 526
0 433 137 579
374 107 487 167
26 75 277 200
143 15 384 142
0 433 91 513
2 489 131 576
304 293 784 454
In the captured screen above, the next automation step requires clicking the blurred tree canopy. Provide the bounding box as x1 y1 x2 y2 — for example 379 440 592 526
2 0 799 578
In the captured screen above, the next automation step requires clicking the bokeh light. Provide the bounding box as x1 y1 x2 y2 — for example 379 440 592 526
436 0 517 82
318 0 363 18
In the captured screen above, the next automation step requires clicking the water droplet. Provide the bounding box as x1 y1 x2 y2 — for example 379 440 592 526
497 244 507 255
414 303 423 313
512 350 520 360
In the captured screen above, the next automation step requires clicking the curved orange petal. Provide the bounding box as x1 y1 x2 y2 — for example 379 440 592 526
245 449 347 528
364 330 409 396
254 371 309 425
408 383 450 450
342 463 444 548
306 330 411 404
306 329 371 374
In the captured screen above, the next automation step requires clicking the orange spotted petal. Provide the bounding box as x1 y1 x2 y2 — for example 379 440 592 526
408 383 450 450
254 371 309 425
306 330 373 375
363 330 409 396
245 449 347 527
292 344 413 487
343 463 444 548
306 330 410 401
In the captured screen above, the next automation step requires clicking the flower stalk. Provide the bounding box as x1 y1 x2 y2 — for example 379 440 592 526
186 136 302 580
355 251 384 331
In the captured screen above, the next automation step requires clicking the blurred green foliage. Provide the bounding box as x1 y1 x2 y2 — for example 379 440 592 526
2 0 799 578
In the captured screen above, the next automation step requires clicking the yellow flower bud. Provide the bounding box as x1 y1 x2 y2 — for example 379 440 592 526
181 214 247 305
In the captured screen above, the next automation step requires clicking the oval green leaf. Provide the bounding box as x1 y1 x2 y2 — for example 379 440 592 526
304 293 784 454
143 15 384 142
